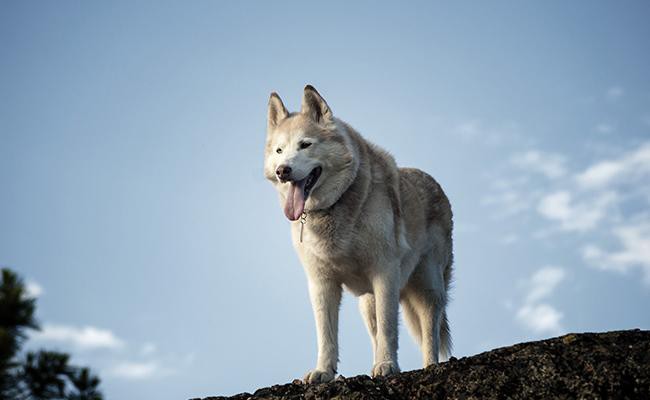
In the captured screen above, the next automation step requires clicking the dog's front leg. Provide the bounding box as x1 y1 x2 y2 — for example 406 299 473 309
371 273 401 377
303 277 342 384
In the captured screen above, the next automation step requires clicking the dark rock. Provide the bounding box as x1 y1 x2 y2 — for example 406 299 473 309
192 329 650 399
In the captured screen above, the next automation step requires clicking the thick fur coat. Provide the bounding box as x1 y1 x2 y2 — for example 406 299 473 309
264 86 453 383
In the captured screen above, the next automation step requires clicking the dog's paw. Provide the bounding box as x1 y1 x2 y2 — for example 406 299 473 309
303 369 335 384
371 361 400 377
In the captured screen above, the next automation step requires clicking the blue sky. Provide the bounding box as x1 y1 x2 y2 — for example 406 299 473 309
1 1 649 399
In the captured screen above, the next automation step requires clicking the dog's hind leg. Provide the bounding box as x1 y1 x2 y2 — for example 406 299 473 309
358 294 378 363
405 251 448 367
400 288 422 346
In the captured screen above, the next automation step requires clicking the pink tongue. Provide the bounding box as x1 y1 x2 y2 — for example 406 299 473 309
284 181 306 221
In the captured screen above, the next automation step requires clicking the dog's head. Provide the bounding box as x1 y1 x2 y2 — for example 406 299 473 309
264 85 358 221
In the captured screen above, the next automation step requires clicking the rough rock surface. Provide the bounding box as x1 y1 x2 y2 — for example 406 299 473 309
193 329 650 399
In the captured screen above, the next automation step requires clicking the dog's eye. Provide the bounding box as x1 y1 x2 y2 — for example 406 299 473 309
276 148 282 154
299 142 312 150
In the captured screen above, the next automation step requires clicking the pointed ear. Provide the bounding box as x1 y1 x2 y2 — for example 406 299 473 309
268 92 289 129
301 85 333 124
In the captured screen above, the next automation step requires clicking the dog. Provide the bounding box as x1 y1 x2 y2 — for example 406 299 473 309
264 85 453 383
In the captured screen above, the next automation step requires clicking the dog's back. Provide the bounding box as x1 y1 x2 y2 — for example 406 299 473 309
399 168 453 254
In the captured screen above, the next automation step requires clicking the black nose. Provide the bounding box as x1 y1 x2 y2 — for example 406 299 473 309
276 165 292 181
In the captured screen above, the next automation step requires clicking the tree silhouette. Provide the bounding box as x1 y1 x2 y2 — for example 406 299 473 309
21 351 70 399
0 268 103 400
66 367 102 400
0 268 38 396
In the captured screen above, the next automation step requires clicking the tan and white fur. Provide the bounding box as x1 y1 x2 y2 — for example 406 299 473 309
264 85 453 383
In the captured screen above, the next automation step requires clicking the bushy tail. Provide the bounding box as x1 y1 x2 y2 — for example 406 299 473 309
439 310 452 361
440 251 453 361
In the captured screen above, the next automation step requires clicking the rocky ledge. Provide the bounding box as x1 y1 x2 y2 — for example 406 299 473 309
194 329 650 399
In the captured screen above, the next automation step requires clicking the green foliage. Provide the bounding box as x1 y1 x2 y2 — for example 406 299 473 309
22 350 70 399
0 269 38 397
0 269 39 363
66 367 102 400
0 268 103 400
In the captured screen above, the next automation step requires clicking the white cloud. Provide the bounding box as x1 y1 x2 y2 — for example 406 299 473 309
108 357 179 380
516 267 566 335
537 190 616 232
526 267 566 304
511 150 566 179
109 361 161 380
453 120 518 146
481 176 533 219
29 324 177 382
537 191 571 221
606 86 624 101
483 189 530 217
577 161 625 188
25 281 44 298
576 142 650 189
486 139 650 288
516 303 563 334
31 324 124 350
582 220 650 284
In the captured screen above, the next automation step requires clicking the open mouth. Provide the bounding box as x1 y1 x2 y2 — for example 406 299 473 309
303 166 322 197
283 166 322 221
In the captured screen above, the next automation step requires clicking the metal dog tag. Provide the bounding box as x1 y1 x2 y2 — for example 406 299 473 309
299 212 307 243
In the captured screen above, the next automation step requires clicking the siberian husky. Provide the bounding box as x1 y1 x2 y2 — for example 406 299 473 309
264 85 453 383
